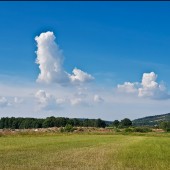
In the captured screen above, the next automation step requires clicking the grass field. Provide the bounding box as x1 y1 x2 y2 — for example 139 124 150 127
0 133 170 170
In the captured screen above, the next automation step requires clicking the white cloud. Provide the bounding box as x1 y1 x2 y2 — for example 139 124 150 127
35 90 58 110
117 82 138 93
1 76 170 120
138 72 170 99
35 31 69 85
14 97 23 104
117 72 170 100
141 72 157 88
94 94 104 103
70 90 90 106
0 97 10 108
56 98 67 104
69 68 94 84
35 31 94 85
70 98 84 105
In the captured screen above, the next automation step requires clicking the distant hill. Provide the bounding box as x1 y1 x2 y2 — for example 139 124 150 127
133 113 170 126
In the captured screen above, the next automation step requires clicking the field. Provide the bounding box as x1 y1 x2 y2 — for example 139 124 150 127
0 133 170 170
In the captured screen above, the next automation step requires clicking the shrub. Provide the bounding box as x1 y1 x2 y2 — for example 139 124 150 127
159 121 170 132
60 127 64 133
133 127 152 133
124 128 133 132
114 128 121 132
166 128 170 132
64 124 74 132
123 127 152 133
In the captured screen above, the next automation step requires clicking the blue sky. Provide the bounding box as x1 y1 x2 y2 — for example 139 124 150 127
0 2 170 120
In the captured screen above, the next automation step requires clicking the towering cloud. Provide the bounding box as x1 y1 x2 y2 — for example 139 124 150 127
138 72 169 99
117 72 170 100
35 31 69 84
35 31 94 85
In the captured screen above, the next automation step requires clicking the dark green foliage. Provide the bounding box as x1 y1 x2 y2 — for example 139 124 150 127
114 128 121 132
112 120 120 128
159 121 170 132
133 113 170 126
64 124 74 132
124 128 133 132
120 118 132 127
133 127 152 133
42 117 55 128
124 127 152 133
60 127 64 133
0 117 107 129
95 118 106 128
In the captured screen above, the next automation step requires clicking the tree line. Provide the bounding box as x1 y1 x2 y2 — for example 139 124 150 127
112 118 132 128
0 117 107 129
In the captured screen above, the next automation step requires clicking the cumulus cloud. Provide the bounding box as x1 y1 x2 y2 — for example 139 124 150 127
35 31 94 85
35 31 69 85
94 94 104 103
35 90 58 110
117 72 170 100
70 91 90 106
117 82 138 93
0 97 10 107
69 68 94 83
138 72 170 99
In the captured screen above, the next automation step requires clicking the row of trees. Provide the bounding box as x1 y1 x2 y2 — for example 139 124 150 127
112 118 132 128
0 117 106 129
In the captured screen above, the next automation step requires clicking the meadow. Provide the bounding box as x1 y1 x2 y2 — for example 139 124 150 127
0 133 170 170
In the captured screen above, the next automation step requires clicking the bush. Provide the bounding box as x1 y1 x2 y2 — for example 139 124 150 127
60 127 64 133
64 124 74 132
166 128 170 132
124 128 133 132
159 121 170 132
123 127 152 133
114 128 121 132
133 127 152 133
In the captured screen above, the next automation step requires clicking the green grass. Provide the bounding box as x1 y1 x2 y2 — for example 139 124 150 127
0 133 170 170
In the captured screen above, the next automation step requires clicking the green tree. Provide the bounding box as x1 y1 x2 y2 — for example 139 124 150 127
42 117 55 128
120 118 132 127
112 120 120 128
95 119 106 128
159 121 170 132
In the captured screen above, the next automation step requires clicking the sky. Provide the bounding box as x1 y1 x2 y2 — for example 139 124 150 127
0 2 170 121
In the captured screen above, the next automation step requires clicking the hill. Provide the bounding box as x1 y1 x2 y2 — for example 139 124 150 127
132 113 170 126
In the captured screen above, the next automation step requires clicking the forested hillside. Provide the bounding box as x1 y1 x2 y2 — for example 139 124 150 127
133 113 170 126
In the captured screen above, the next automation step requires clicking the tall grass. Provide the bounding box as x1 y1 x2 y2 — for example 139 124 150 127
0 134 169 170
